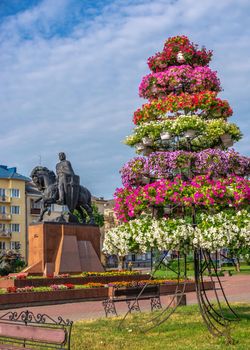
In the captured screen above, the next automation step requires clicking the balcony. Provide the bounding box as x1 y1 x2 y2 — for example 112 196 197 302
0 196 11 203
0 213 12 221
30 208 41 215
0 230 12 239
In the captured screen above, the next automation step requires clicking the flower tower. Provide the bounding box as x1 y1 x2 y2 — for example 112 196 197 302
104 36 250 336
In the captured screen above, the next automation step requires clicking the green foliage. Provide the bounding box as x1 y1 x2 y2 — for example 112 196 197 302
92 203 104 227
33 287 52 292
74 203 104 227
0 251 26 276
124 117 242 150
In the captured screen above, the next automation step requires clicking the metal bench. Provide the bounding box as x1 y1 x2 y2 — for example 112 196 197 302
103 285 162 317
0 310 73 349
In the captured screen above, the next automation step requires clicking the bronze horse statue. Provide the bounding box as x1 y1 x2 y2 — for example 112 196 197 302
30 166 95 224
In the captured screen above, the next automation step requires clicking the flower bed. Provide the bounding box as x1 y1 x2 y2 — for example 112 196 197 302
0 276 215 308
0 287 108 309
107 280 214 299
81 270 140 277
159 280 214 294
0 273 150 289
107 279 183 288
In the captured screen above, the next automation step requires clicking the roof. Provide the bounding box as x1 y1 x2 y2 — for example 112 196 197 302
0 165 30 182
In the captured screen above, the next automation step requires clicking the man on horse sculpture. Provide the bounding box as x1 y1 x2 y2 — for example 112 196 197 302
56 152 80 210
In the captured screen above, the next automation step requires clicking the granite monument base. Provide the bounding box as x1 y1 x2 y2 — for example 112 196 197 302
24 222 104 275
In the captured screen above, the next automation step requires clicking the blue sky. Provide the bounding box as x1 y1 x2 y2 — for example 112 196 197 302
0 0 249 198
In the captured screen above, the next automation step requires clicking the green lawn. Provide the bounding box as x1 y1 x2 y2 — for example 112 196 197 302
221 265 250 275
71 303 250 350
153 263 250 279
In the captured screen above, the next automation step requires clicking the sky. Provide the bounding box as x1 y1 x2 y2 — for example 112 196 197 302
0 0 249 198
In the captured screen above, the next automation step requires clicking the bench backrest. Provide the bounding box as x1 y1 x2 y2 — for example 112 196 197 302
0 323 66 344
114 285 159 298
0 310 73 349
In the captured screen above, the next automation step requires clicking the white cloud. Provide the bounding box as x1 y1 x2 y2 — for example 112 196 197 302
0 0 249 197
0 0 71 41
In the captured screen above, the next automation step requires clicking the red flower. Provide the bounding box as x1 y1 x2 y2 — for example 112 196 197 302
16 273 27 280
64 283 75 289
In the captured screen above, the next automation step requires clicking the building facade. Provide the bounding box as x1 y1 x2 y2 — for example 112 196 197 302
0 165 30 260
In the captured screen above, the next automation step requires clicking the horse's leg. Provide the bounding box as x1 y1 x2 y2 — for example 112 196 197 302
38 206 48 222
38 199 52 222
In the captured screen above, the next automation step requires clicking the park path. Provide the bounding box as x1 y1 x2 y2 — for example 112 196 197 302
1 274 249 322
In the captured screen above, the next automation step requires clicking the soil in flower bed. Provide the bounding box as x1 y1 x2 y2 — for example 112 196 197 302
0 274 150 289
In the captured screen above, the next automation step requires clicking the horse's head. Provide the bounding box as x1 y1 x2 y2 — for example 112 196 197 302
30 166 56 191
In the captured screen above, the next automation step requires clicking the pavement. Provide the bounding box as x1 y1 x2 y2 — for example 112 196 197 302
1 274 249 322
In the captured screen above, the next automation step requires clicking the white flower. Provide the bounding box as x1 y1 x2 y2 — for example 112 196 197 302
103 210 250 256
177 51 185 63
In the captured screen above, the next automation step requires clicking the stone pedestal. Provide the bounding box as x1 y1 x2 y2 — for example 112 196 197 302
24 222 104 275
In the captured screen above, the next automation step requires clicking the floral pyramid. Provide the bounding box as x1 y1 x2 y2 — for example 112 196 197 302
104 35 250 257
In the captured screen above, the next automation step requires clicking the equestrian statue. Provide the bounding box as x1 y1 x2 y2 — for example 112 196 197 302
30 152 95 224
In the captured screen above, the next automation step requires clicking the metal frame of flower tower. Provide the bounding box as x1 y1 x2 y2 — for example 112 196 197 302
104 35 250 341
119 249 239 336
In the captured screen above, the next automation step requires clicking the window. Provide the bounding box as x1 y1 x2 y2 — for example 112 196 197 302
31 199 41 209
0 188 6 197
11 189 20 198
0 206 6 214
0 224 11 232
0 242 6 250
11 206 20 214
10 241 20 250
11 224 20 232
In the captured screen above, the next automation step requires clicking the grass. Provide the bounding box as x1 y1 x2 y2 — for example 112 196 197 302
71 303 250 350
221 265 250 275
153 263 250 279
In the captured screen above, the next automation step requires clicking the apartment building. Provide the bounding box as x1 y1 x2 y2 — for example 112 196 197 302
0 165 30 260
